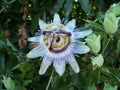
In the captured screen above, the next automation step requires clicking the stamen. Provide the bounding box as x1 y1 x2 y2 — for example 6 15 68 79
43 31 53 35
67 32 71 36
49 33 55 51
43 31 46 35
56 31 72 37
56 37 60 42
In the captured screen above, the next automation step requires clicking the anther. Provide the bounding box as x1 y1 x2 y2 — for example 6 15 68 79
67 32 72 36
43 31 46 35
49 46 53 51
56 37 60 42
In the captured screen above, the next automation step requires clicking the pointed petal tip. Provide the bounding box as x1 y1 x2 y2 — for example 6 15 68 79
39 70 45 75
39 19 47 30
74 67 80 73
28 37 36 42
39 59 51 75
88 29 93 33
26 52 37 59
53 13 61 24
54 61 65 76
66 19 76 31
57 71 64 76
72 19 76 22
67 56 80 73
55 66 65 76
26 53 32 58
54 13 59 16
28 36 40 42
73 29 93 39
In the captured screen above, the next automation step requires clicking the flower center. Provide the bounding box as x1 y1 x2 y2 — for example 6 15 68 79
42 23 71 53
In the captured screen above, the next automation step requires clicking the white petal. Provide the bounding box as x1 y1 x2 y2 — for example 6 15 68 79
72 44 90 54
73 29 92 38
53 13 61 24
39 56 52 75
67 55 80 73
28 36 41 43
66 19 76 31
27 45 46 58
53 60 65 76
39 19 47 30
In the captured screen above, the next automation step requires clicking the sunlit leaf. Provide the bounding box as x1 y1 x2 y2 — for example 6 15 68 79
2 76 15 90
87 84 97 90
103 83 117 90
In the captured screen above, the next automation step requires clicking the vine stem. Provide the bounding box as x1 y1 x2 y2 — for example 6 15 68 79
101 35 112 55
97 68 100 83
46 70 54 90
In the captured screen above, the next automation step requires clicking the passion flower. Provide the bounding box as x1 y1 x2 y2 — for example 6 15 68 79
27 13 92 76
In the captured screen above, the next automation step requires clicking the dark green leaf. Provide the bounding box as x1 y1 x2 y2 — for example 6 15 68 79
0 79 2 89
53 0 65 14
0 54 5 72
78 0 89 13
117 39 120 53
64 0 73 19
0 40 6 48
85 20 104 31
87 84 97 90
6 39 17 51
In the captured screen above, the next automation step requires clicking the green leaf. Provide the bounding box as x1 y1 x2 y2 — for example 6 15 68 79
87 84 97 90
6 54 18 72
64 0 73 19
0 78 2 89
78 0 89 13
101 67 111 74
91 54 104 68
2 76 15 90
101 67 120 82
23 80 32 86
117 39 120 53
103 83 117 90
85 20 104 31
6 39 17 51
0 54 5 72
106 2 120 16
31 12 41 34
0 40 6 48
53 0 65 14
85 34 101 54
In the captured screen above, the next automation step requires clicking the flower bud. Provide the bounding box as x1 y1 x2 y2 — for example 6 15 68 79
85 33 100 54
107 3 120 16
103 12 119 34
91 54 104 68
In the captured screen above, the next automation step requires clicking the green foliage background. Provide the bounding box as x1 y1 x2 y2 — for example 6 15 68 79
0 0 120 90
